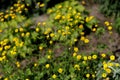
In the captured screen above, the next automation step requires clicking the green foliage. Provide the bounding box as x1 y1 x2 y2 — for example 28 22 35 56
0 0 120 80
114 18 120 34
94 0 120 18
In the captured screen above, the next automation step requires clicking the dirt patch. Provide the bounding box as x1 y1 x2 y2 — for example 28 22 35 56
33 14 48 23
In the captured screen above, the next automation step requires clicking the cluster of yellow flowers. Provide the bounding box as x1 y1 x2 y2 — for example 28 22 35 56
104 21 113 34
0 0 28 22
35 2 45 8
102 59 119 78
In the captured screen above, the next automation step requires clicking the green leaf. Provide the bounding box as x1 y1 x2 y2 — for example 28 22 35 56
26 68 32 75
39 57 47 64
25 0 32 6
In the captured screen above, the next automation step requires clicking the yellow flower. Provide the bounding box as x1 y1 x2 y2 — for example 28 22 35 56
82 1 86 5
83 61 86 64
58 68 63 73
50 33 55 37
92 74 95 78
92 55 97 59
108 26 112 30
86 73 90 78
79 24 83 29
39 46 43 51
104 21 109 26
83 56 87 60
15 29 19 33
76 55 82 60
47 55 51 59
36 27 40 32
47 9 53 14
105 68 111 73
108 62 113 66
74 47 78 52
101 53 106 58
0 47 3 51
37 22 41 26
19 27 24 32
74 39 77 42
16 61 20 68
80 36 85 41
40 3 45 7
74 64 80 70
105 77 110 80
84 39 89 43
45 64 50 69
25 79 29 80
4 77 8 80
0 29 2 33
34 63 37 67
52 74 57 79
92 28 96 32
21 33 25 37
49 40 53 44
103 63 108 69
42 22 46 26
110 55 115 61
102 73 107 78
26 32 30 37
73 52 77 57
55 14 61 20
115 63 120 67
88 56 92 60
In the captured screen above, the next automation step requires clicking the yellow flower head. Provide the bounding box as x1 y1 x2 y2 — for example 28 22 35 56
92 28 96 32
47 55 51 59
73 52 77 57
92 55 97 59
79 24 83 29
110 55 115 61
83 56 87 60
103 63 108 69
58 68 63 73
80 36 85 41
74 47 78 52
101 53 106 58
102 73 107 78
105 68 111 73
88 56 92 60
86 73 90 78
39 46 43 51
36 27 40 32
15 29 19 33
45 64 50 69
74 64 80 70
34 63 37 67
104 21 110 26
50 33 55 37
92 74 95 78
84 38 89 43
19 27 24 32
52 74 57 79
108 26 112 30
76 55 82 60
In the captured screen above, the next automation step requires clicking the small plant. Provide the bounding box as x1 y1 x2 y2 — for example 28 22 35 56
114 18 120 34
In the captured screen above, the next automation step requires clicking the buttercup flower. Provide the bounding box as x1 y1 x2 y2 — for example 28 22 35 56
58 68 63 73
45 64 50 69
102 73 107 78
74 47 78 52
110 55 115 61
76 54 82 60
86 73 90 78
52 74 57 79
